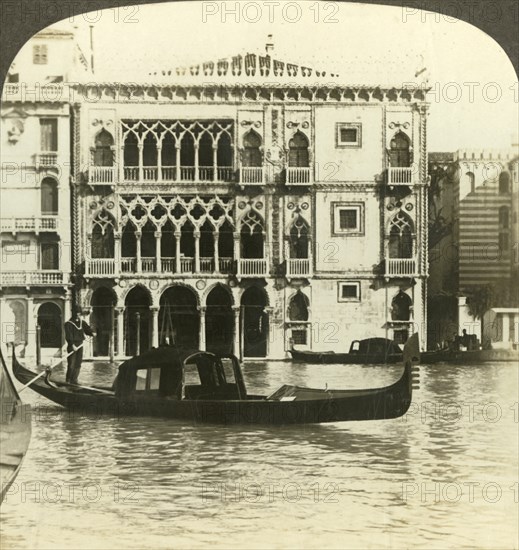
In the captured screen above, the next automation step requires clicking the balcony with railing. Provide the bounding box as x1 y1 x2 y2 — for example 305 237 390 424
387 167 414 186
119 165 235 184
286 258 312 278
85 256 235 277
0 216 59 234
385 257 417 277
0 270 67 287
286 167 312 185
237 258 268 278
35 152 58 167
239 166 264 185
88 166 117 185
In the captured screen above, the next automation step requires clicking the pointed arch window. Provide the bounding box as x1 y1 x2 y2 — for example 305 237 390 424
289 216 310 259
240 211 264 259
93 129 114 166
389 132 411 167
91 211 115 258
388 212 414 258
288 131 309 167
242 130 262 167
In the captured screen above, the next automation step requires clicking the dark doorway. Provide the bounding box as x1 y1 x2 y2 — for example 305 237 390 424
206 285 233 354
242 130 262 167
38 302 62 348
289 217 309 258
91 287 115 356
241 286 268 357
240 212 264 259
124 286 151 356
159 286 199 348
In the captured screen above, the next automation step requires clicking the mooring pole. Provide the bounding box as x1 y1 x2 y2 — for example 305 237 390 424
36 325 41 367
109 305 115 363
135 312 141 356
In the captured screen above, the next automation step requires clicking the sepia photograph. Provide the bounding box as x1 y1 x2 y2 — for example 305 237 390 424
0 0 518 548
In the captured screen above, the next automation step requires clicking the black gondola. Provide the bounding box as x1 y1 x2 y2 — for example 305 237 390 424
0 347 31 505
12 335 420 425
289 337 403 364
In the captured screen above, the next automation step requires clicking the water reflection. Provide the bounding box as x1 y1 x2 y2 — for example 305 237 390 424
1 360 517 549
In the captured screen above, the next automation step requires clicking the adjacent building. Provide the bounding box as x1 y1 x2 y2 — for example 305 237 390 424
428 145 519 349
1 28 430 360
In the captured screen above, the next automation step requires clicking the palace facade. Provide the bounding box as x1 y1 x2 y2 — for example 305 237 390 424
1 30 430 360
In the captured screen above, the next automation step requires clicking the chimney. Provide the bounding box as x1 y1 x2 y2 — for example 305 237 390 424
265 34 274 55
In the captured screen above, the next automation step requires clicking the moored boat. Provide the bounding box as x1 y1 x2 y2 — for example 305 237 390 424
0 347 31 505
12 335 420 425
289 337 403 364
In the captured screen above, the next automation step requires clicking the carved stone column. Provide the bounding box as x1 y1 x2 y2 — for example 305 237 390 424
150 306 160 348
115 306 125 357
198 306 206 351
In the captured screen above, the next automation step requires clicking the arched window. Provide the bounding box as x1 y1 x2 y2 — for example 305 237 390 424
41 177 58 215
240 211 264 259
217 133 233 167
91 211 115 258
288 292 309 321
466 171 475 193
93 129 114 166
389 132 411 167
499 171 511 194
242 130 262 167
288 131 309 167
121 222 137 257
388 212 414 258
124 133 139 166
289 216 310 259
391 291 412 321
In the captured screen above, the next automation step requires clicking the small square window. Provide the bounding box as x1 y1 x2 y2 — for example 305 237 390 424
33 45 48 65
336 123 361 147
338 282 361 302
292 329 308 345
332 203 364 235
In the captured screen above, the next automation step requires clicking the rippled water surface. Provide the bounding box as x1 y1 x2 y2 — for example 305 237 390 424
1 360 518 549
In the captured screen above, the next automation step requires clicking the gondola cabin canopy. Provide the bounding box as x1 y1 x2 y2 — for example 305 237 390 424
113 346 247 400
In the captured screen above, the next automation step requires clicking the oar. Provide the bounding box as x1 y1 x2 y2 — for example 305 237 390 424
18 343 84 393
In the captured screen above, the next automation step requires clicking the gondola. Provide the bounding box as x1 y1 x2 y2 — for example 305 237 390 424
0 347 31 505
289 337 403 364
12 334 420 425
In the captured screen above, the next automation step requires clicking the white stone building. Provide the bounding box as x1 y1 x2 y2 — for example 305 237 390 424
1 30 429 360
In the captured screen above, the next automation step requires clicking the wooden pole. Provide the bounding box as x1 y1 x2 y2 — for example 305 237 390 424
36 325 41 367
109 305 115 363
135 312 141 356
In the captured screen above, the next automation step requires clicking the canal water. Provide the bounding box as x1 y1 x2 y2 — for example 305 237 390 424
1 360 517 549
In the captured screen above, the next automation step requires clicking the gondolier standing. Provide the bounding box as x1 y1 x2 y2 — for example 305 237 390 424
65 305 94 385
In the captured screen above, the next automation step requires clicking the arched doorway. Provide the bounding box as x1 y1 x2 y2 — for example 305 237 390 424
391 291 412 345
124 286 151 356
159 286 199 348
7 300 26 345
206 285 233 354
37 302 62 348
241 286 268 357
389 132 411 167
91 287 115 356
288 291 310 346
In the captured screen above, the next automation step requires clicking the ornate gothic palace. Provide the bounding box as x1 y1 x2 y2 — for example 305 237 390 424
1 30 429 360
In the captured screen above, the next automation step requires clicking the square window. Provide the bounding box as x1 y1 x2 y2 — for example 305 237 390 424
338 282 361 302
33 45 48 65
336 123 361 147
292 329 307 345
332 203 364 235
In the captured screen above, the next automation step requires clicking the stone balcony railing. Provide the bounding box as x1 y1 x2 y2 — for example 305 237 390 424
85 257 235 277
35 152 58 167
385 257 417 277
0 216 59 234
237 258 268 278
239 166 264 185
115 166 235 184
0 270 68 287
286 166 312 185
387 167 414 186
286 258 312 278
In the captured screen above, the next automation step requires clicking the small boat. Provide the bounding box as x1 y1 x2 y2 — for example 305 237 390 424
12 335 420 425
0 347 31 505
421 347 519 364
289 337 403 364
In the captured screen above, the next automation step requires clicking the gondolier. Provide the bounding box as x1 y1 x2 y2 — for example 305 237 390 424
65 306 94 385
